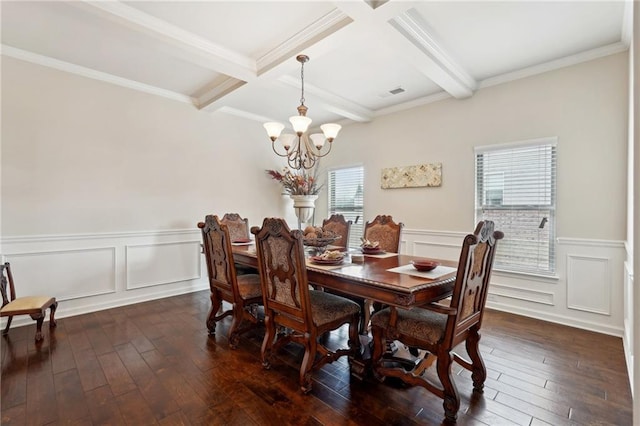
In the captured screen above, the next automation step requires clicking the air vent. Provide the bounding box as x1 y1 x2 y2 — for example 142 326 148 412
389 87 405 95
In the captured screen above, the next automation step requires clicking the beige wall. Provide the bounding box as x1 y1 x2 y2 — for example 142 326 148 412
1 56 289 236
318 52 628 240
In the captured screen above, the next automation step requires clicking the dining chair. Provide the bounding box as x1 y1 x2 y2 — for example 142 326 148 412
370 221 503 422
221 212 257 275
198 215 263 348
322 214 352 250
1 262 58 342
362 214 405 331
363 214 404 253
251 217 361 393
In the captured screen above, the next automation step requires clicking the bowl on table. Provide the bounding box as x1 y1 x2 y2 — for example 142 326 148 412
361 246 384 255
411 260 440 272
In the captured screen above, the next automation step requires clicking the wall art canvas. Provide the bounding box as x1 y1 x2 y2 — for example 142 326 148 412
381 163 442 189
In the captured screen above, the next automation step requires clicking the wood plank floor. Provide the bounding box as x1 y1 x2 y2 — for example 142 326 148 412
1 290 632 425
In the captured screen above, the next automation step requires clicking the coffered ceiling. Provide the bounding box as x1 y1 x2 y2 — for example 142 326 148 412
1 1 631 129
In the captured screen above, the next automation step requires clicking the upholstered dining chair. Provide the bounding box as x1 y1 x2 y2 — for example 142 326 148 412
1 262 58 342
220 212 257 275
322 214 352 250
363 214 404 253
362 215 405 331
198 215 263 348
370 221 503 422
251 217 361 393
221 213 251 242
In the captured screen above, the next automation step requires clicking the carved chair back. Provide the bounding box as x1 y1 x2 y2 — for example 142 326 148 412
0 263 16 308
221 212 251 242
363 215 404 253
198 215 241 302
444 220 504 348
322 214 352 250
251 218 313 333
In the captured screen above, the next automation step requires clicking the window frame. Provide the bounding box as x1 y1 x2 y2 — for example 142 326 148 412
327 165 365 249
474 137 557 276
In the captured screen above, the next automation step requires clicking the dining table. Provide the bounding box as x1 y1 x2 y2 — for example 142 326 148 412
231 242 458 379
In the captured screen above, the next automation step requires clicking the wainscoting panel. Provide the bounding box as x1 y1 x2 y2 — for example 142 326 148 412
126 241 201 290
566 255 611 315
403 230 626 336
1 229 208 327
4 247 116 300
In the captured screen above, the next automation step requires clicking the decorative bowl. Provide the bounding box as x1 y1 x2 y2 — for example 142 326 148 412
411 260 440 272
362 246 384 254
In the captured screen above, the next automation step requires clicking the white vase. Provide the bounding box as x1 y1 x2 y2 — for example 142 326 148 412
290 194 318 227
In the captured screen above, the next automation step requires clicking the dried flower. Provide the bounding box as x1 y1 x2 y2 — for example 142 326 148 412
265 167 323 195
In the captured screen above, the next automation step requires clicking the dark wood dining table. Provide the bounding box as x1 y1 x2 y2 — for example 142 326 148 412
231 243 458 378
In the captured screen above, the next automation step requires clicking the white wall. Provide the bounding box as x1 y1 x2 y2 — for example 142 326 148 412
1 56 297 322
317 52 629 336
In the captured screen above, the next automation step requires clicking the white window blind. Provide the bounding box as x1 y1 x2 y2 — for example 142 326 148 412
328 166 364 248
475 138 557 275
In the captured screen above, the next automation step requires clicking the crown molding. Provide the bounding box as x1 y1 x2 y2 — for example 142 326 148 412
1 44 195 105
621 0 632 47
76 0 256 82
256 8 352 76
478 41 629 90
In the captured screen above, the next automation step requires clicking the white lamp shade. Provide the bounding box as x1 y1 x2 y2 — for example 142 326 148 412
320 123 341 140
279 133 296 150
263 122 285 139
309 133 326 149
289 115 312 134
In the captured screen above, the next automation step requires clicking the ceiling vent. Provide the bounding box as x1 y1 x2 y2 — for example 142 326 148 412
389 87 405 95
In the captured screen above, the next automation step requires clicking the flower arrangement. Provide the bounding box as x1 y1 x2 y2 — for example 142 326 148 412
266 167 322 195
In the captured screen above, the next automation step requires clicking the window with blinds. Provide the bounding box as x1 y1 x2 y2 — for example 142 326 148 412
328 166 364 248
475 138 557 275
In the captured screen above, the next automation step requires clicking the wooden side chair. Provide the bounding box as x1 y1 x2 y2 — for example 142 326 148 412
370 221 503 422
251 217 361 393
363 214 404 253
198 215 263 348
322 214 352 250
1 262 57 342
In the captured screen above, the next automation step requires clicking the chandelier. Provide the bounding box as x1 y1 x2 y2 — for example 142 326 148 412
263 54 341 170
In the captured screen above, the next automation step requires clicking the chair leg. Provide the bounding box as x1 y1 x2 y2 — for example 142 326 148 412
299 337 317 394
228 304 242 349
466 328 486 392
348 313 361 356
30 313 45 342
261 315 276 369
49 301 58 329
206 291 222 335
2 316 13 336
436 353 460 422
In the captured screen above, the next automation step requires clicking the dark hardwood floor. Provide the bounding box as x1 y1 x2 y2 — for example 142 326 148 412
1 290 632 425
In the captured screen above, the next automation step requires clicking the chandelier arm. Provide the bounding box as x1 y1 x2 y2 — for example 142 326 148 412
311 142 333 158
271 141 290 158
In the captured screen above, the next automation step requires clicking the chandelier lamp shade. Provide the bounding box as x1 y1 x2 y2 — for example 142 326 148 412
263 54 341 170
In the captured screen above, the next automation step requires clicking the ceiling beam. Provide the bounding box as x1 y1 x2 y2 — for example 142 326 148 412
334 0 475 98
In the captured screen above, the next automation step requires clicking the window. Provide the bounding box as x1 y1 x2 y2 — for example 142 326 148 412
328 166 364 248
475 138 557 275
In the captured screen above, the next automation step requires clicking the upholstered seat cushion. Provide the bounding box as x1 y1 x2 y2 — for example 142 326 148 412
309 290 360 327
371 306 448 344
237 274 262 300
1 296 56 315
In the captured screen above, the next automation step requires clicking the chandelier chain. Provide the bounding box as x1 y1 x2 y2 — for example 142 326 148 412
299 59 305 106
